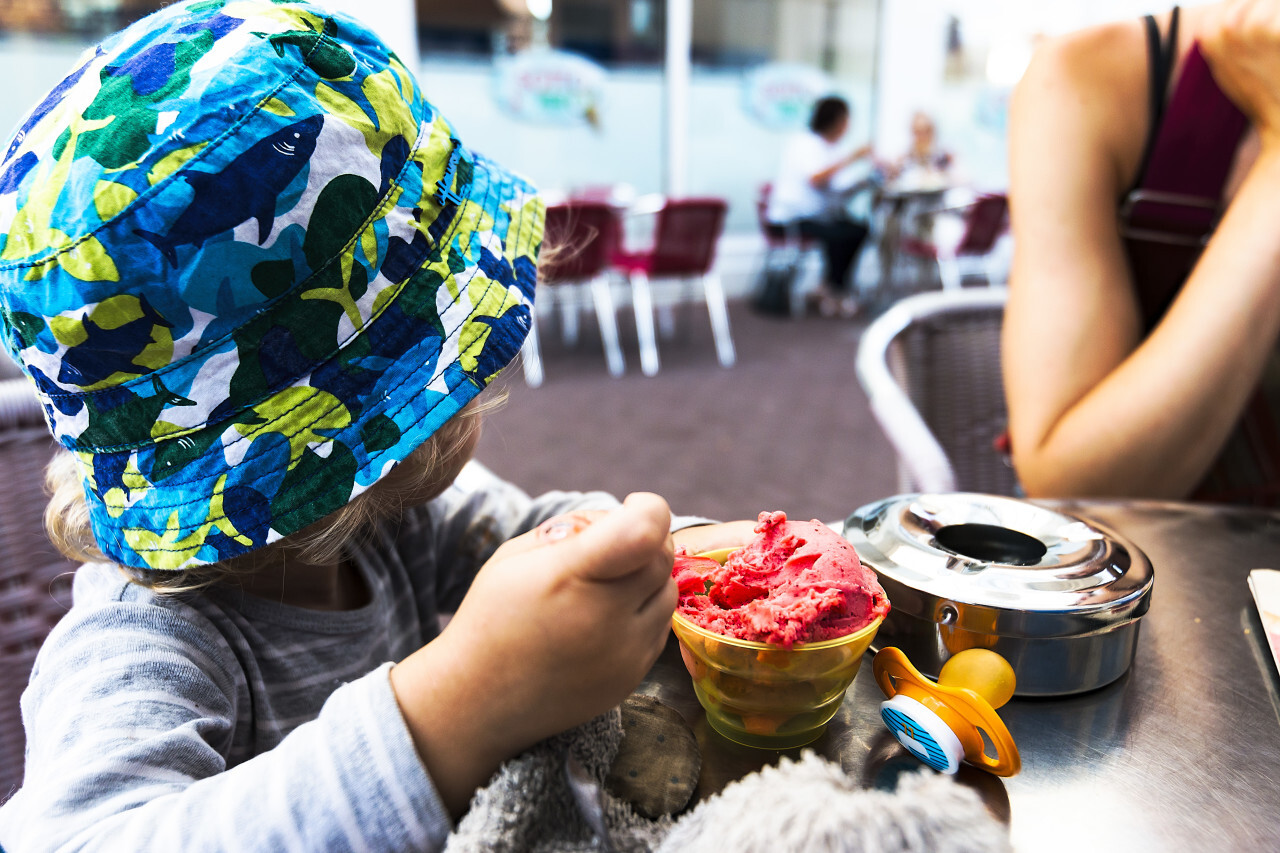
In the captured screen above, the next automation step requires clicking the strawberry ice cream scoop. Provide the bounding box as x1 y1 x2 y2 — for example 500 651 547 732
674 511 890 647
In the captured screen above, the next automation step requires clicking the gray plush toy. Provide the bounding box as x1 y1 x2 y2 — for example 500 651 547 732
445 700 1011 853
657 751 1012 853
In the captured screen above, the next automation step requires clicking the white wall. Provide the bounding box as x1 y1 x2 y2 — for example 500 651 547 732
875 0 948 160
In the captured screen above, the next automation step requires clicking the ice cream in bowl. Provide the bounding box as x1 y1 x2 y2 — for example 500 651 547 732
671 512 890 749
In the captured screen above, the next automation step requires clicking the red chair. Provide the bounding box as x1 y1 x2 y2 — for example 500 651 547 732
521 201 626 386
611 197 735 376
898 192 1009 291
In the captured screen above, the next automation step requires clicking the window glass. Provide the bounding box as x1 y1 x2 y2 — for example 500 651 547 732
414 0 880 234
687 0 880 231
0 1 878 237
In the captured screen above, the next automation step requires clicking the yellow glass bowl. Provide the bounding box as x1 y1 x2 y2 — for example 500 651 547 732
671 548 885 749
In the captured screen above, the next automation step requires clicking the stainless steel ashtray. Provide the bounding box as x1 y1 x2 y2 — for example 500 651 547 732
842 493 1154 696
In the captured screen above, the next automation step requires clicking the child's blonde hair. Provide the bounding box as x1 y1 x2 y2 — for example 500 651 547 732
45 392 503 592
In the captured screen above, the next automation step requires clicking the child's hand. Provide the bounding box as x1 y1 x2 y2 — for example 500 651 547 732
389 493 676 817
455 492 676 733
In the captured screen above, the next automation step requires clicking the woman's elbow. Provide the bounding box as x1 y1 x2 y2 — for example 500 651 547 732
1009 444 1099 499
1013 457 1077 498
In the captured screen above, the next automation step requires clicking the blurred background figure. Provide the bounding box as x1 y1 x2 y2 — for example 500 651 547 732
872 109 958 297
1003 1 1280 506
765 95 875 318
887 110 954 188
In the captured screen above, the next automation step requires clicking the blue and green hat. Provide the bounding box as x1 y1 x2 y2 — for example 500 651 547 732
0 0 543 570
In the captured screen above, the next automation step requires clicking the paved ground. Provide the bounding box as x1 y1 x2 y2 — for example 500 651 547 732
475 296 899 526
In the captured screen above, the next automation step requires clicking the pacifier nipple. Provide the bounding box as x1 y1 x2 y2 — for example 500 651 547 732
937 648 1016 709
873 647 1021 777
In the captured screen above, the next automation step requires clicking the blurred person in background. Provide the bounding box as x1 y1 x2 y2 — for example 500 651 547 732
766 95 875 318
885 110 954 188
875 109 956 278
1004 0 1280 505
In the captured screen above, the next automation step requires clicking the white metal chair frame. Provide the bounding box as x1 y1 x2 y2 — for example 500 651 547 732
856 286 1012 494
521 201 629 388
934 202 1009 293
628 266 736 377
620 195 736 377
879 192 1009 299
521 269 625 388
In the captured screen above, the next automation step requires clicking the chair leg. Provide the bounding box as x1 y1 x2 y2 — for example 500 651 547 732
795 246 824 316
630 270 661 377
521 317 544 388
559 288 580 345
983 256 999 287
782 246 807 319
703 272 736 368
657 279 683 339
938 255 961 291
657 302 677 339
589 273 626 377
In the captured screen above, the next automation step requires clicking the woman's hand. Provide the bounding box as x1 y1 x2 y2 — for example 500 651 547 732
845 143 874 167
389 493 677 817
810 143 875 188
1202 0 1280 146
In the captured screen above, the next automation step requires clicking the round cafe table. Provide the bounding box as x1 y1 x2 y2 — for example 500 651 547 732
639 499 1280 852
871 183 949 302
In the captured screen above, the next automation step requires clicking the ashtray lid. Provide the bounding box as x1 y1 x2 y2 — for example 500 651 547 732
842 493 1154 639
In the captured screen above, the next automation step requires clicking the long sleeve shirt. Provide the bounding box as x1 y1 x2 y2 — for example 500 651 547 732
0 462 694 852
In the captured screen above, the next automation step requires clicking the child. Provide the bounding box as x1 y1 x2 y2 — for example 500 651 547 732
0 2 748 848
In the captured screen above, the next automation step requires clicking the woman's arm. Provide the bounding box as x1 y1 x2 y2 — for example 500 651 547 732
808 143 873 188
1002 17 1280 499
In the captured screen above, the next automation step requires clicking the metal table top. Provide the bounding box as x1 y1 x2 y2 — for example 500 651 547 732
639 499 1280 852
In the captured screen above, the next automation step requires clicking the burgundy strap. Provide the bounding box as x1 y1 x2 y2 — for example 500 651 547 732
1122 43 1247 241
1121 40 1280 505
1121 43 1249 326
1138 44 1247 199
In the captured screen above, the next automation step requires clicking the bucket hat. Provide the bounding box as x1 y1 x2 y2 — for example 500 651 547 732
0 0 543 570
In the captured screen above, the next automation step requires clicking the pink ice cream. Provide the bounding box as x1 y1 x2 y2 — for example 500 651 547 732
674 511 890 647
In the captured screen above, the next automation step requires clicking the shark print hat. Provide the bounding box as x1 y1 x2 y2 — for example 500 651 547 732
0 0 543 570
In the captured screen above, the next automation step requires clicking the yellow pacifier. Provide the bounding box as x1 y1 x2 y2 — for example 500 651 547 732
873 647 1021 777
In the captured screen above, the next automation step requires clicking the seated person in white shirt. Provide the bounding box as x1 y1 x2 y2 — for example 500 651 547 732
767 95 875 317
